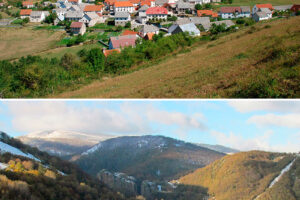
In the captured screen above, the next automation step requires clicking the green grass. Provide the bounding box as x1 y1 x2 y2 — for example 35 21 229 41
34 25 62 30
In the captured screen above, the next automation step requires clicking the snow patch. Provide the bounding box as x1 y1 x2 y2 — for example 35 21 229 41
82 142 102 155
0 141 40 162
0 162 8 170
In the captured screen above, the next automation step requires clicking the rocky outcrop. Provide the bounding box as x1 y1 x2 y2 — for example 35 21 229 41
97 169 137 197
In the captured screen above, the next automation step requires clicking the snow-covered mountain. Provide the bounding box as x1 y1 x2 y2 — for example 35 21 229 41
18 130 116 157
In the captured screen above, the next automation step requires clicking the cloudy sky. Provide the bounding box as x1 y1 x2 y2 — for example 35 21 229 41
0 100 299 152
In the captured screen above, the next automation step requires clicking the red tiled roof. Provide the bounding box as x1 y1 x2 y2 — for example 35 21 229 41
146 6 168 15
220 6 241 13
110 35 137 49
22 1 33 6
114 1 133 7
291 4 300 12
68 0 78 2
97 13 103 17
256 4 273 10
129 0 140 4
197 10 218 17
84 5 103 12
20 9 32 15
71 22 83 28
145 32 154 40
105 0 117 5
140 0 151 6
103 49 121 57
121 29 137 36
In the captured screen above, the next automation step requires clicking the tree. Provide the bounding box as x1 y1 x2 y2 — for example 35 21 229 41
44 12 57 24
125 22 131 28
22 17 29 25
195 4 203 10
0 14 2 19
86 48 105 71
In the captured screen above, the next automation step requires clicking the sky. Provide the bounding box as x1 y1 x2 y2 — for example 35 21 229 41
0 100 299 153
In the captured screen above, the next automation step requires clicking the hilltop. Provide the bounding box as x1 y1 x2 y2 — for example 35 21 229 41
178 151 297 200
75 135 225 181
57 17 300 98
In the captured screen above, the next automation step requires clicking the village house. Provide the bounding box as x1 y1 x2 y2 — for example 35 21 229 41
80 12 102 27
162 3 176 15
70 21 86 35
68 0 82 5
259 7 273 18
121 29 138 37
155 0 168 7
114 1 134 13
53 8 67 21
30 11 49 22
68 4 80 11
146 6 168 20
197 10 218 18
177 0 193 15
252 4 273 14
65 11 84 21
291 4 300 12
168 22 200 36
108 35 137 49
129 0 140 8
141 0 155 7
20 9 32 19
84 5 104 13
103 49 121 57
252 11 269 22
240 6 251 17
138 24 159 37
189 16 210 30
188 0 210 5
219 7 242 18
114 12 131 26
22 1 34 8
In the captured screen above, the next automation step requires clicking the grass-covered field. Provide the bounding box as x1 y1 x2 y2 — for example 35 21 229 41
55 16 300 98
0 25 65 60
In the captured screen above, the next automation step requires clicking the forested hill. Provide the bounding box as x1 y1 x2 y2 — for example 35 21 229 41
178 151 297 200
75 135 225 182
0 131 124 200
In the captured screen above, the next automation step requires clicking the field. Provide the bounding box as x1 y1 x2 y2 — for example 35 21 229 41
55 16 300 98
0 25 65 60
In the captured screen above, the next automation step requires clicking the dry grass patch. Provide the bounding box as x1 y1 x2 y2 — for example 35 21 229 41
0 26 65 60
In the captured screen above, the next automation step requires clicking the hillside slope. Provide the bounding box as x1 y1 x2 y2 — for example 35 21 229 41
178 151 296 200
75 135 225 181
57 17 300 98
0 131 123 200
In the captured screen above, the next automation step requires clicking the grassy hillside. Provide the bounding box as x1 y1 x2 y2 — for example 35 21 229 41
217 0 300 7
256 157 300 200
57 17 300 98
178 151 296 200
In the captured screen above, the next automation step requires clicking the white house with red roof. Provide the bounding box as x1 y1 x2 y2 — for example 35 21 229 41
22 1 34 8
252 4 273 14
114 1 134 13
70 22 86 35
146 6 168 20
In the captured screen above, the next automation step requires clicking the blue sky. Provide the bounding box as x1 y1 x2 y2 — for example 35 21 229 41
0 100 299 152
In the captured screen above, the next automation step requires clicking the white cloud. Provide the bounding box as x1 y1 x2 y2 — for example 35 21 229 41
228 101 300 113
5 102 206 137
248 114 300 129
210 130 299 153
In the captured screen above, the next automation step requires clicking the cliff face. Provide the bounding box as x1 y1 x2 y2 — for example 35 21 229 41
97 169 138 197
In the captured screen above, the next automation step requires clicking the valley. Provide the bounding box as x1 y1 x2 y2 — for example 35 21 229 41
1 130 299 200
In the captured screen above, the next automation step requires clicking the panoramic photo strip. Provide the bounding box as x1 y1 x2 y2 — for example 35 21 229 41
0 100 299 200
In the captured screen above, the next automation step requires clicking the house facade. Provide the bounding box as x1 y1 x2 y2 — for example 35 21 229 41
146 6 168 20
70 21 86 35
252 4 273 14
114 12 131 26
65 11 84 21
20 9 32 19
168 22 200 36
22 1 34 8
114 1 134 13
138 24 159 37
30 11 49 22
252 11 269 21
